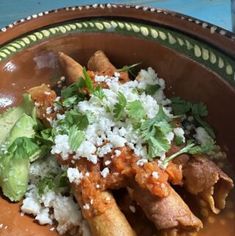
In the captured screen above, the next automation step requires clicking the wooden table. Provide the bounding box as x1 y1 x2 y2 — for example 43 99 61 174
0 0 232 31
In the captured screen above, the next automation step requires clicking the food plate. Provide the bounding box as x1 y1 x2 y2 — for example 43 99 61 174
0 4 235 236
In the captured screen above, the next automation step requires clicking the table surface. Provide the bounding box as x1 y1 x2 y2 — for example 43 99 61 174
0 0 232 32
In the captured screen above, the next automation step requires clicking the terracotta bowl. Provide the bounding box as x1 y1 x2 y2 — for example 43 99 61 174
0 4 235 236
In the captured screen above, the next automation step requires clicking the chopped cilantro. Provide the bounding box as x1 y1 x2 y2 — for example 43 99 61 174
82 67 95 93
55 109 88 137
145 84 161 95
37 176 55 195
161 143 195 168
8 137 40 161
171 97 215 138
140 106 172 159
117 62 141 77
113 92 127 120
194 115 215 139
63 109 89 131
68 126 85 151
191 102 208 117
36 128 53 143
93 86 106 100
63 95 79 108
61 78 86 99
37 171 69 195
171 97 191 115
161 137 215 168
174 135 184 146
126 100 146 121
189 134 215 154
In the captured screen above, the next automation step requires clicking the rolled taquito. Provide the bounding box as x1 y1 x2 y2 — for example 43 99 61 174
131 183 202 234
178 155 234 214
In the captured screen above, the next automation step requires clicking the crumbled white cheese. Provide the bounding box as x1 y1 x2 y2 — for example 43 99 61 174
51 134 71 160
101 167 110 178
195 127 211 145
114 72 120 77
46 106 52 114
86 155 98 164
97 143 113 157
114 150 121 157
52 195 82 235
83 203 90 210
35 208 52 225
139 93 159 118
166 132 174 143
76 141 97 161
174 127 186 143
104 160 111 166
136 159 148 166
56 113 65 120
67 168 83 185
152 171 159 179
108 134 126 147
41 191 56 208
21 187 41 215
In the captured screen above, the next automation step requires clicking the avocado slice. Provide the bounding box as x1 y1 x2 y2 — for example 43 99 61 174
0 107 24 145
0 93 41 201
6 113 36 145
0 93 36 145
0 154 29 202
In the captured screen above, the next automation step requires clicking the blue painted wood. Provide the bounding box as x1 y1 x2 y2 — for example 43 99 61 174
0 0 232 31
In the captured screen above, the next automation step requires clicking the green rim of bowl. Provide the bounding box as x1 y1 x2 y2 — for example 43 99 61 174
0 18 234 83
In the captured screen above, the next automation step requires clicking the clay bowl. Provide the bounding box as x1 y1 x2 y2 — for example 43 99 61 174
0 4 235 236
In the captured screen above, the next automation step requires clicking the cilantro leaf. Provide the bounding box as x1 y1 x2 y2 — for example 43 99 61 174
113 92 127 120
126 100 146 121
161 143 195 168
63 95 79 108
82 67 94 93
171 97 191 115
117 62 141 78
37 176 55 195
161 137 216 168
174 135 184 146
156 106 172 122
39 128 54 142
93 86 106 100
64 109 89 131
139 106 172 159
194 115 215 139
117 62 141 73
148 135 170 159
8 137 40 161
189 133 215 154
56 110 89 136
145 84 161 95
61 78 86 99
171 97 215 138
37 171 69 195
191 103 208 117
68 126 85 151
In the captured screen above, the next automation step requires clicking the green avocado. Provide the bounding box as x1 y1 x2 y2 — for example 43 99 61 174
6 113 36 145
0 107 24 145
0 154 29 202
0 93 36 145
0 93 40 201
